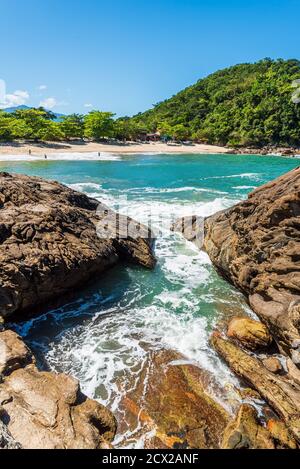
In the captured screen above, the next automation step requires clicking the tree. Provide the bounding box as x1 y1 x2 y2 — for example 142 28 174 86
157 122 173 140
131 59 300 147
84 111 115 140
172 124 190 141
60 114 84 139
114 118 147 141
0 112 14 140
13 108 52 140
37 121 65 141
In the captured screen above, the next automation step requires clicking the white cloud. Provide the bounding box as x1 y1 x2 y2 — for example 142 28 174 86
39 97 69 110
0 88 30 109
38 85 47 91
84 103 93 108
39 97 57 109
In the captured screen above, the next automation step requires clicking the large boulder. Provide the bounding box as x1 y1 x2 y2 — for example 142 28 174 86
203 167 300 363
0 329 34 375
0 172 155 320
227 317 272 351
0 330 116 449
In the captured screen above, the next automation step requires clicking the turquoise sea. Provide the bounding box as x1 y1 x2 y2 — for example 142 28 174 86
1 152 299 447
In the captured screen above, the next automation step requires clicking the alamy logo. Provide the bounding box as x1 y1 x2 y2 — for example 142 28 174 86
292 79 300 104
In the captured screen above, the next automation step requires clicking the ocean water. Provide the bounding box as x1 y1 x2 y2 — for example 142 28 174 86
1 152 299 447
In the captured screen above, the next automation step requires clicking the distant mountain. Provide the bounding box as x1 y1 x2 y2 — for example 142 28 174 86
132 58 300 147
3 105 65 121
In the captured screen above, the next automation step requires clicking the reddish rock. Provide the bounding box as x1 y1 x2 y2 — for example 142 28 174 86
117 349 230 449
262 357 283 374
221 404 274 449
211 333 300 443
267 419 298 449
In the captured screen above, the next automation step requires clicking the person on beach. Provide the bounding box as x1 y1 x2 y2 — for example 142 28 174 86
29 149 31 155
44 154 47 159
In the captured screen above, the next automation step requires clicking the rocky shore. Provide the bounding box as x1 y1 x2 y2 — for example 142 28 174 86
230 146 300 156
0 172 156 449
1 168 300 450
174 165 300 449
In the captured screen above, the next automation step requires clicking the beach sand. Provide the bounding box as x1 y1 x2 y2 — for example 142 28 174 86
0 141 230 158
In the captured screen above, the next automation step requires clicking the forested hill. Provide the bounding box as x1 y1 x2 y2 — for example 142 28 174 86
132 59 300 147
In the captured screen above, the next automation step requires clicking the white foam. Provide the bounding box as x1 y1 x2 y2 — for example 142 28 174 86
10 178 247 448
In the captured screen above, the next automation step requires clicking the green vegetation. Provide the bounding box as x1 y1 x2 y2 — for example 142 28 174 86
132 58 300 147
1 59 300 147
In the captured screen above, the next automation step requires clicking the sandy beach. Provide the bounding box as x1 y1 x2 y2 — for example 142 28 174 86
0 140 230 158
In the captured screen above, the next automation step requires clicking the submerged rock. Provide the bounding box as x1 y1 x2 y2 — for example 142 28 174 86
227 317 272 351
203 167 300 363
0 172 155 320
118 349 230 449
211 333 300 443
0 330 116 449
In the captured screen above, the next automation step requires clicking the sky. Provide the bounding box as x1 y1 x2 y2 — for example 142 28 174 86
0 0 299 116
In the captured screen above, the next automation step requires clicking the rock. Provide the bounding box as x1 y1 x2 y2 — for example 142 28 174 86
0 330 34 376
211 333 300 442
117 349 230 449
0 172 155 320
0 329 117 449
221 404 275 449
0 414 22 449
262 357 283 374
267 419 298 449
238 387 262 401
203 167 300 362
171 216 204 248
227 317 272 351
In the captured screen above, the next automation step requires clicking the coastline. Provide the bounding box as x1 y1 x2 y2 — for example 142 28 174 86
0 141 230 157
0 141 299 160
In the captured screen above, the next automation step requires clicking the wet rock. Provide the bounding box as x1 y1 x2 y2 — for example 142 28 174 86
118 349 230 449
227 317 272 351
262 357 283 374
211 333 300 443
0 172 156 320
0 330 34 376
203 167 300 362
0 329 117 449
221 404 274 449
238 387 262 401
267 419 298 449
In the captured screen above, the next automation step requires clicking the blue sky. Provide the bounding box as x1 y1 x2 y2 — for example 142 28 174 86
0 0 299 116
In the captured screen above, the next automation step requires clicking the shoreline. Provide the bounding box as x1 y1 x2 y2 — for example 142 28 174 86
0 141 230 157
0 141 299 161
